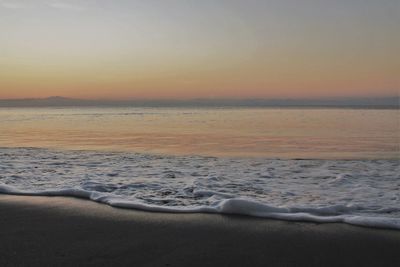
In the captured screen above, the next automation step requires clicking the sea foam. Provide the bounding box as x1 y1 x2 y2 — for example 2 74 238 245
0 148 399 229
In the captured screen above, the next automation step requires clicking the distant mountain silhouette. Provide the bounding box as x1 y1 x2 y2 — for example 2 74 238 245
0 96 398 108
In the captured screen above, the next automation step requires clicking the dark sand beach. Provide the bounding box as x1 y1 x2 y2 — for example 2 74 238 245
0 195 399 267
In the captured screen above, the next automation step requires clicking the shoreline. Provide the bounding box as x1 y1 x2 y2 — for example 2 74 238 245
1 195 399 266
1 189 400 230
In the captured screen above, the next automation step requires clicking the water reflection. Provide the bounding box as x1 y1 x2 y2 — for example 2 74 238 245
0 107 398 159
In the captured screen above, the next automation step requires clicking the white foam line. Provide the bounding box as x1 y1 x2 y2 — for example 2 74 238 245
1 184 399 230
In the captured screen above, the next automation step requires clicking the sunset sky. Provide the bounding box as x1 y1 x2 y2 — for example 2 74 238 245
0 0 399 100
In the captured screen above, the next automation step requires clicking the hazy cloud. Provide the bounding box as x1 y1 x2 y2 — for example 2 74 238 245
47 1 86 11
0 1 28 9
0 0 86 11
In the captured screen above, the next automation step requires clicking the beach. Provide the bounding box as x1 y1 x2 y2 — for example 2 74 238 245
1 0 399 265
1 108 399 266
1 195 399 267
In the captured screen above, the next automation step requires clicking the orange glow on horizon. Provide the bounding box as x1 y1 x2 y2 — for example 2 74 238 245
0 1 398 100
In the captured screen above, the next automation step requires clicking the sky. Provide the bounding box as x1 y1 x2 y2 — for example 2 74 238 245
0 0 399 100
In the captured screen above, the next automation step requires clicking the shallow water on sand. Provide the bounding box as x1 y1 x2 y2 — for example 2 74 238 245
0 147 399 229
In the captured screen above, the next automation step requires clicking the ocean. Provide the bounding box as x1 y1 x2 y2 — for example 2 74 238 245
0 107 399 228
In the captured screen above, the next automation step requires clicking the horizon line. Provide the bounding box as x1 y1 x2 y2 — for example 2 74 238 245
0 95 399 102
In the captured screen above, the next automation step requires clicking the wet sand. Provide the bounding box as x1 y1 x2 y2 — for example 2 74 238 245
0 195 399 267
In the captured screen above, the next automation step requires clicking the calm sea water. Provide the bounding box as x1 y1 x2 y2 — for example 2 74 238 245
0 107 398 159
1 107 399 229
